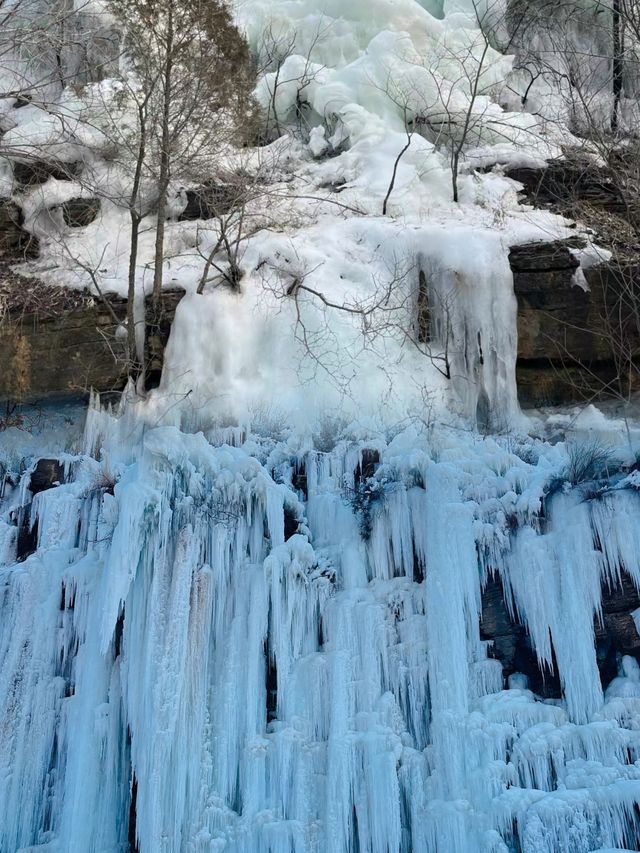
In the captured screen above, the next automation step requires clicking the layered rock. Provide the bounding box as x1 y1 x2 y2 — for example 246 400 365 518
510 239 640 407
0 285 184 404
507 161 627 217
482 569 640 695
508 157 640 407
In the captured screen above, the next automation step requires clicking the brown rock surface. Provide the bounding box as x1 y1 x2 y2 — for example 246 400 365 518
12 159 82 188
0 287 184 403
507 158 640 407
510 239 640 406
61 197 101 228
482 568 640 695
0 198 39 258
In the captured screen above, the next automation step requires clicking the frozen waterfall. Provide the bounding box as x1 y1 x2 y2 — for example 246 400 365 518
2 406 640 853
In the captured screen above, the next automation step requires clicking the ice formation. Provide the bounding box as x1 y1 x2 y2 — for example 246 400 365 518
2 0 640 851
0 0 588 429
2 407 640 853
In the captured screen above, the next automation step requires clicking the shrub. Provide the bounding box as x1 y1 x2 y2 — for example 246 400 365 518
565 437 613 485
313 416 348 454
344 476 386 540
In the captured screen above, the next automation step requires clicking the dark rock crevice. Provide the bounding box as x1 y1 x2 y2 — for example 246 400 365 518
0 198 39 259
481 575 562 698
128 772 139 853
12 159 82 189
596 571 640 689
13 459 67 562
482 571 640 698
264 635 278 725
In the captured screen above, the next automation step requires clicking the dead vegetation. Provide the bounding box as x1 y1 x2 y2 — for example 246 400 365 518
0 264 92 317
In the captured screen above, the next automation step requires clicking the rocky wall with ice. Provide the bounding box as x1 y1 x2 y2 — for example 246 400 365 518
0 0 620 431
3 1 640 851
3 410 640 853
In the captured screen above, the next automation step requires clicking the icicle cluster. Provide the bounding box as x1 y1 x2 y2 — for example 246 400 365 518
2 417 640 853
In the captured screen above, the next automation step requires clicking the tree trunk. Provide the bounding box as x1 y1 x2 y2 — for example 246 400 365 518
452 149 460 203
383 131 412 215
126 99 149 384
152 7 174 311
127 211 141 366
147 10 175 389
612 0 623 133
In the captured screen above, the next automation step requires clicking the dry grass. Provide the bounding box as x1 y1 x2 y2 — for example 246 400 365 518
0 260 91 320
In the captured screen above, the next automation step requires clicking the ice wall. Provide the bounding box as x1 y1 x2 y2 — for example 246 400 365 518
2 413 640 853
3 1 640 850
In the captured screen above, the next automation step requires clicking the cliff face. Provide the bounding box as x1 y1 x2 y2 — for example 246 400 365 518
507 156 640 409
509 239 640 407
481 568 640 696
1 155 637 409
0 242 634 408
0 283 184 403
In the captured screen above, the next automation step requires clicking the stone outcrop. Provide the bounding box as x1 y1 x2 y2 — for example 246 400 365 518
12 159 82 188
178 180 244 221
510 238 640 407
0 198 39 258
0 285 184 404
481 575 562 697
1 188 183 404
597 572 640 686
507 157 640 407
481 570 640 695
61 197 101 228
29 459 66 494
506 161 627 217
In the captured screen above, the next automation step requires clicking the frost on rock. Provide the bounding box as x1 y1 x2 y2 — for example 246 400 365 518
2 415 640 853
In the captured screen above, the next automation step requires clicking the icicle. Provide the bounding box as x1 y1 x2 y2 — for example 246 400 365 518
3 415 640 852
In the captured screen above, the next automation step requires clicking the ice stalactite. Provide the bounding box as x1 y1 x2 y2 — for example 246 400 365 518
2 420 640 852
417 229 520 432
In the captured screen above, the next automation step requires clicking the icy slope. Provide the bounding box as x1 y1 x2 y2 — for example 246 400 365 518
1 0 586 429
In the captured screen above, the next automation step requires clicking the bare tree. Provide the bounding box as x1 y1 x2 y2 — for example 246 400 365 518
195 175 254 294
2 0 257 385
503 0 640 135
0 0 119 99
254 20 330 142
374 0 535 207
255 247 456 398
105 0 256 376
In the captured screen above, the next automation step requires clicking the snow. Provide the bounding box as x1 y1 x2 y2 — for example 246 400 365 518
1 0 595 432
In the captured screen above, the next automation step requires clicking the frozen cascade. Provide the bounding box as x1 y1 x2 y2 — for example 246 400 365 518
2 412 640 853
3 0 640 846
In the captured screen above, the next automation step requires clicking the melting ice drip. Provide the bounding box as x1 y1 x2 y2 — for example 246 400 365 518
2 414 640 853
